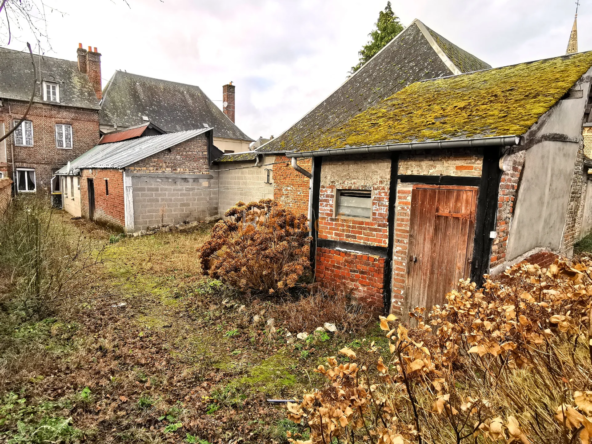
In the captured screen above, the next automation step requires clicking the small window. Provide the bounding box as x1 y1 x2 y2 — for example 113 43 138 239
14 120 33 147
55 124 73 149
265 169 272 184
105 179 109 196
336 190 372 219
16 169 36 192
43 82 59 103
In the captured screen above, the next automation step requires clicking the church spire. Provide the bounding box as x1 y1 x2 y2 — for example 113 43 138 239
566 1 579 54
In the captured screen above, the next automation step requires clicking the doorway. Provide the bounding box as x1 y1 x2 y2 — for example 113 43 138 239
87 179 95 221
404 185 479 318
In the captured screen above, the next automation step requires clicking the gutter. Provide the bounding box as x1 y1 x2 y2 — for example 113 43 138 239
291 157 312 178
287 136 521 158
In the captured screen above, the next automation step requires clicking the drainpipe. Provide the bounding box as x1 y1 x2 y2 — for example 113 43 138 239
290 157 312 178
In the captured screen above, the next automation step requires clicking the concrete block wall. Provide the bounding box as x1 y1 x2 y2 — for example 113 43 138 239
131 173 218 231
215 157 275 216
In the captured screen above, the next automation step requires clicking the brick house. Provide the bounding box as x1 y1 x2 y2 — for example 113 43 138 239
213 19 491 218
0 45 102 194
280 52 592 316
56 129 220 231
99 72 253 153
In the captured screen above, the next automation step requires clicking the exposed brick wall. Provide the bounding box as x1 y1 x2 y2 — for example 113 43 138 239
126 135 210 174
80 169 125 229
273 155 311 217
318 185 389 247
490 152 525 268
0 100 100 192
523 251 558 269
561 140 586 254
316 248 385 309
0 178 12 214
399 149 483 176
390 185 412 314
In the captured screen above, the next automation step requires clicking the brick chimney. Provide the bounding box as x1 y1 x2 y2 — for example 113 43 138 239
223 82 235 123
77 44 102 100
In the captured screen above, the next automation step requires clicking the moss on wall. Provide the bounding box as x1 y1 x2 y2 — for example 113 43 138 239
295 52 592 153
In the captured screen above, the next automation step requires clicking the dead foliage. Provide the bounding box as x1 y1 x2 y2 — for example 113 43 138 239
199 199 311 296
271 288 374 336
287 259 592 444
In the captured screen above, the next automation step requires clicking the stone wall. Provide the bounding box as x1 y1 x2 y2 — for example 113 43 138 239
0 178 12 214
131 173 218 232
0 100 100 193
80 169 125 229
216 156 275 216
273 155 311 217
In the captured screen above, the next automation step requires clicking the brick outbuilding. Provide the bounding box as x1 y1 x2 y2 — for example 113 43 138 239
56 129 220 232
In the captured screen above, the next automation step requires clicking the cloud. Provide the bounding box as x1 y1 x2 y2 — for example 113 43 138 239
1 0 587 139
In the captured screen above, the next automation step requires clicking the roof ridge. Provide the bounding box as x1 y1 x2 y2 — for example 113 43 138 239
113 70 206 92
0 46 77 64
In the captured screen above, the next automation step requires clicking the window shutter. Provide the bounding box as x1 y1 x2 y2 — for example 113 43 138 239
56 125 64 148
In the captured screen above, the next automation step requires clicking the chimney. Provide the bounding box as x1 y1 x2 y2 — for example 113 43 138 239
77 44 102 100
77 43 87 74
223 82 235 123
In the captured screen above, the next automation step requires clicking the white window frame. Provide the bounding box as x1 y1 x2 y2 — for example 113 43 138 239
43 81 60 103
16 168 36 193
13 120 34 147
55 124 73 149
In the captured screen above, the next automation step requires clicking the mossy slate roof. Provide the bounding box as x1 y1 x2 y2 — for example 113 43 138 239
0 47 100 110
294 52 592 153
100 71 253 142
216 152 258 163
256 19 490 154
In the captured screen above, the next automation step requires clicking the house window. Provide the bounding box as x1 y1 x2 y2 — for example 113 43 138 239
55 124 73 149
13 120 33 147
43 82 60 103
265 169 272 184
336 190 372 219
16 169 36 192
105 179 109 196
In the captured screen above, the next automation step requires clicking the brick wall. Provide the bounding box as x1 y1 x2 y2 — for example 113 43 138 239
273 155 311 217
216 156 275 216
0 178 12 214
131 173 218 231
490 152 525 268
390 186 412 313
126 135 210 174
316 248 385 310
0 100 99 192
562 140 587 254
399 149 483 176
80 169 125 229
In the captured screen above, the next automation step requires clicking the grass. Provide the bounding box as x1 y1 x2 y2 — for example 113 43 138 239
0 209 381 443
575 232 592 254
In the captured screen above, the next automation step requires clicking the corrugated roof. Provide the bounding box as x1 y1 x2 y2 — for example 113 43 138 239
0 47 100 110
100 71 253 142
256 19 490 154
292 52 592 154
99 124 150 144
56 128 211 174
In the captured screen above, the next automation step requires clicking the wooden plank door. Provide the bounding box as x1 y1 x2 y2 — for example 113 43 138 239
404 185 478 318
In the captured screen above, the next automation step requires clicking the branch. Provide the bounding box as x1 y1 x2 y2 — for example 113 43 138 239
0 42 36 144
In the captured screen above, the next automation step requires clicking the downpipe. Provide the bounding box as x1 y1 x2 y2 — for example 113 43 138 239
290 157 312 178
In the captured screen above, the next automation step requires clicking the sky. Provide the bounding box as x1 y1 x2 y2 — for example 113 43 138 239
1 0 589 141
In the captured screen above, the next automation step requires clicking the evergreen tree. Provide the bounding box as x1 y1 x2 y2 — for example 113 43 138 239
351 2 405 74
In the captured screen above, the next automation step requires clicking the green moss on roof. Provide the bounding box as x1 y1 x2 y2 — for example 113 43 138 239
216 152 258 163
295 52 592 153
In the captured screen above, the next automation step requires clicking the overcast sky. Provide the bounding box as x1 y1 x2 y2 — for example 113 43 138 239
1 0 589 140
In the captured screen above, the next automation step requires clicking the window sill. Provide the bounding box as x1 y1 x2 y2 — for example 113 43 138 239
57 147 73 150
14 145 34 148
334 215 372 222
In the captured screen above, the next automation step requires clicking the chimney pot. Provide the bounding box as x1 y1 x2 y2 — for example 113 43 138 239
79 43 82 49
94 47 98 53
88 46 92 52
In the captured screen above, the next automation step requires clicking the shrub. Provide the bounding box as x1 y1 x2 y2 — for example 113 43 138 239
286 259 592 444
199 199 311 295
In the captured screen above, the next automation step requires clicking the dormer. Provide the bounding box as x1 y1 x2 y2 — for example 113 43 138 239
42 81 60 103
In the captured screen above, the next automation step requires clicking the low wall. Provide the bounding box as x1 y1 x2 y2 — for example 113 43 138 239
0 178 12 214
131 173 218 231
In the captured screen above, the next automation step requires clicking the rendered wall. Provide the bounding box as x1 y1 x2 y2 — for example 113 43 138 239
581 180 592 238
215 156 275 216
131 173 218 231
214 137 251 154
62 175 82 218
